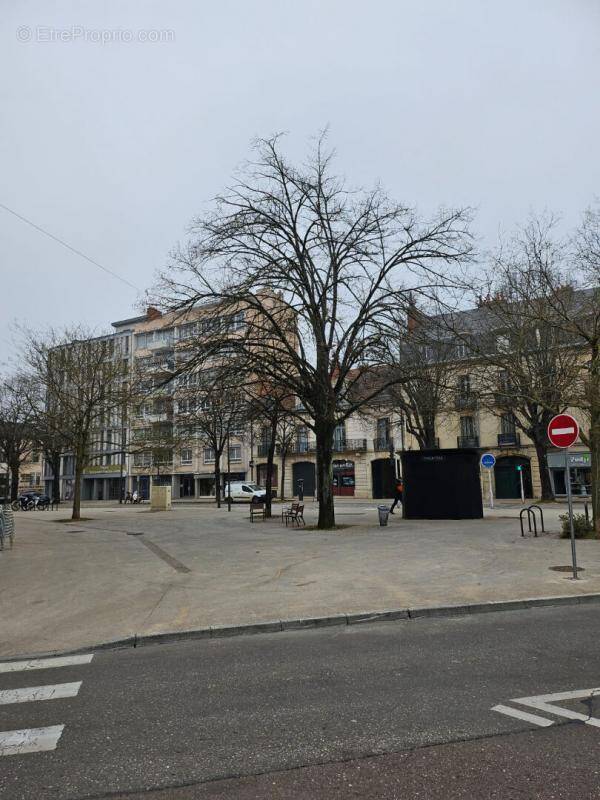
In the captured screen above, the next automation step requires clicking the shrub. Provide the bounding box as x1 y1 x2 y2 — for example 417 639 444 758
560 513 594 538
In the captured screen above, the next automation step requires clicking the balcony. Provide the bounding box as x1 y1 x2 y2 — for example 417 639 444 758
289 440 317 455
493 391 515 408
257 443 281 457
457 435 480 448
333 438 367 453
454 393 477 411
373 437 394 452
497 432 521 447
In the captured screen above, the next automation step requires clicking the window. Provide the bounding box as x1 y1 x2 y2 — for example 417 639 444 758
376 418 390 443
496 334 510 353
229 444 242 462
455 342 469 359
230 311 245 331
204 447 215 463
30 451 40 463
133 452 152 467
460 416 476 438
458 374 471 395
296 425 309 452
177 398 197 414
501 412 516 435
177 322 197 340
333 424 346 450
180 448 193 466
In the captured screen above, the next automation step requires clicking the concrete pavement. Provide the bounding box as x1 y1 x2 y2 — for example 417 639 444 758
0 499 598 657
3 605 600 799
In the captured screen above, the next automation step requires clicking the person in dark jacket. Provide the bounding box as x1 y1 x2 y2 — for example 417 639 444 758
389 478 404 514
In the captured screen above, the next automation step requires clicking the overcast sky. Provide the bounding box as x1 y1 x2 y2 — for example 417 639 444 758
1 0 599 364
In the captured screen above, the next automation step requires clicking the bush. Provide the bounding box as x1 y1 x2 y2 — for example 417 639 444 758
560 513 594 538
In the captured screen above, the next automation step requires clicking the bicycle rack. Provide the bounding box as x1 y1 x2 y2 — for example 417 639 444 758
528 504 545 533
520 504 545 537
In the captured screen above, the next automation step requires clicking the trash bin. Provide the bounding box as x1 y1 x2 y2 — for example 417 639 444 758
377 505 390 526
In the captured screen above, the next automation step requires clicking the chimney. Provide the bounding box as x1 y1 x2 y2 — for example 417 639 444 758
146 306 162 321
407 294 419 333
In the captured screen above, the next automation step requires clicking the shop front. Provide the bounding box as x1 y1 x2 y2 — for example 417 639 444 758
547 451 591 497
333 459 355 496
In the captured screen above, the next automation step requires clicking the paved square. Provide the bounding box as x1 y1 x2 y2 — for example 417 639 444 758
0 500 598 657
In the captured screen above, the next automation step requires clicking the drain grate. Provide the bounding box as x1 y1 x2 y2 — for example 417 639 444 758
549 565 585 572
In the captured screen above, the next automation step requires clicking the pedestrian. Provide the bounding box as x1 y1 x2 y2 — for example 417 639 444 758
389 477 404 514
132 489 139 504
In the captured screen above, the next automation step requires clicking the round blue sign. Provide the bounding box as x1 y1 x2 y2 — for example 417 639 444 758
481 453 496 469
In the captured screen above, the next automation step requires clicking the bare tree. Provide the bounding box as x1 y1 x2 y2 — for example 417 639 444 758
155 135 472 527
446 213 597 516
175 362 250 507
0 376 35 500
20 327 129 520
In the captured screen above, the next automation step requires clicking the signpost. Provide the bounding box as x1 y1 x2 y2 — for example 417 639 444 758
480 453 496 509
516 464 524 503
548 413 580 580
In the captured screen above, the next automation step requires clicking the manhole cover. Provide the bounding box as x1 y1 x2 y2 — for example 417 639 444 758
549 565 585 572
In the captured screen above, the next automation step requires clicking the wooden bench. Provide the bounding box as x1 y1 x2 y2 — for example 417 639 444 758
249 502 265 522
284 504 305 527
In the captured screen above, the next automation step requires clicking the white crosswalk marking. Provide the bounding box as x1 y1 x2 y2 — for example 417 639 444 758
0 725 65 756
0 654 93 673
0 681 82 705
491 703 554 727
0 654 93 756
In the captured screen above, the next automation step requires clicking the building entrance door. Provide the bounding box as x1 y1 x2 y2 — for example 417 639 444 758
494 456 532 499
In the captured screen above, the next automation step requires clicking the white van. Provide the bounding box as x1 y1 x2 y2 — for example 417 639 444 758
224 482 267 503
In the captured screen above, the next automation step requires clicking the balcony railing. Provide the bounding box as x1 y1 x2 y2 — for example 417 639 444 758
497 432 521 447
493 391 515 407
454 393 478 411
289 440 317 455
257 443 282 457
333 438 367 452
373 437 394 452
457 435 479 448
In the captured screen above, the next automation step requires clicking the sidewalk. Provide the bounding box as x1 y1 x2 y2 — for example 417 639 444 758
0 500 597 658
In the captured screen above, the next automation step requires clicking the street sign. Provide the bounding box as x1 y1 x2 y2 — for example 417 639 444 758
480 453 496 469
547 413 581 580
547 413 580 449
480 453 496 509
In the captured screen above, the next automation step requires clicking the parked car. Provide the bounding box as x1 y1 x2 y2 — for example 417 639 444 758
224 482 267 503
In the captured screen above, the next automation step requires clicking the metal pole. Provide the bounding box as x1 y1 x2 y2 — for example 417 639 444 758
519 469 525 503
488 469 494 509
565 449 578 579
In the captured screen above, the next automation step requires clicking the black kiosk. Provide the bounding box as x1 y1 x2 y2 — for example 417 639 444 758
401 448 483 519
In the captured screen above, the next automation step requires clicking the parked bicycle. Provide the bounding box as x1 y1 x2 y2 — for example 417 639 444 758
10 492 50 511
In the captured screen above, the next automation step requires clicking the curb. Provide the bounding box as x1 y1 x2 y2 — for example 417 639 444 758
4 592 600 661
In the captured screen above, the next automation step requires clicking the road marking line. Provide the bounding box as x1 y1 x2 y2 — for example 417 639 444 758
513 687 600 727
0 725 64 756
0 682 82 705
0 654 93 674
491 704 554 727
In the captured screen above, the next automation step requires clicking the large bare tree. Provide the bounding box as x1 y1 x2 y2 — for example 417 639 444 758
155 135 472 528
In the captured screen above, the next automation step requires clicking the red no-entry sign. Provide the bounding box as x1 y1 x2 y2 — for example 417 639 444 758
547 413 580 449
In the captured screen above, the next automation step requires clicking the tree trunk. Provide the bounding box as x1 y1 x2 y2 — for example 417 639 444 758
280 450 287 502
265 437 276 518
214 457 221 508
315 426 335 529
50 452 61 503
72 458 83 520
9 457 20 501
532 440 554 501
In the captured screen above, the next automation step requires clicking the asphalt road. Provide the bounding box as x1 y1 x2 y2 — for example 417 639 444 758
2 605 600 799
